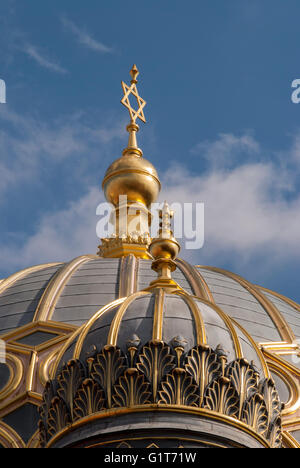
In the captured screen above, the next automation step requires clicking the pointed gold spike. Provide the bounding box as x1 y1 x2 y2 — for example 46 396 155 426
130 64 139 84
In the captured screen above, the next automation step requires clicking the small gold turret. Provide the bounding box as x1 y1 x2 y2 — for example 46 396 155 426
98 65 161 258
147 201 181 292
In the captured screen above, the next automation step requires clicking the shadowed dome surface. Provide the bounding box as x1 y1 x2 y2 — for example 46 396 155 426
52 287 267 378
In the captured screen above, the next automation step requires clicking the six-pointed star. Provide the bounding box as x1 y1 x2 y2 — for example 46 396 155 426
121 80 146 123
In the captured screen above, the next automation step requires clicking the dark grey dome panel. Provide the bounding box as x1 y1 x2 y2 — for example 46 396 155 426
117 295 155 353
163 295 196 351
52 258 121 327
137 260 160 290
259 289 300 340
197 268 281 343
0 265 62 335
56 290 265 384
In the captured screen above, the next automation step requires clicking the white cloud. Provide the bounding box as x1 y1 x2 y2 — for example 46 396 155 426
1 130 300 289
61 17 113 53
0 187 104 271
22 44 67 74
0 106 124 200
191 132 260 169
161 137 300 273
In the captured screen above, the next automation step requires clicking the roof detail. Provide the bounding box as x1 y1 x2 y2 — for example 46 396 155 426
0 258 298 346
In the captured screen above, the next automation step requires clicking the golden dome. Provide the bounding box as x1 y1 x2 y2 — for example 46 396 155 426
102 151 161 207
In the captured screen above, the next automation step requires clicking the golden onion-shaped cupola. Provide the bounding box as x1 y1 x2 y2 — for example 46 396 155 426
99 65 161 259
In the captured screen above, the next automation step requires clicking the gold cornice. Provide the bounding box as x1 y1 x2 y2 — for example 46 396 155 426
102 168 161 191
282 417 300 428
45 404 271 449
198 266 295 343
260 342 299 352
33 255 97 322
99 240 152 259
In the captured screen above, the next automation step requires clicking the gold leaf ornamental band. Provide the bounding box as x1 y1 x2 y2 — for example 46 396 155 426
121 65 146 124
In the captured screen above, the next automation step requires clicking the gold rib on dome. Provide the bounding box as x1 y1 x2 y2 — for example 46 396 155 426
33 255 97 322
98 65 161 259
199 266 295 344
0 262 62 298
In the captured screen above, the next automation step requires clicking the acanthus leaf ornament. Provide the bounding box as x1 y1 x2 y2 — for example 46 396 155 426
225 359 258 419
47 396 71 440
91 345 127 408
203 376 240 418
268 415 282 449
136 340 176 402
185 344 224 406
158 368 199 407
56 359 86 420
242 392 269 438
39 340 283 448
112 368 152 407
259 378 282 427
73 378 106 420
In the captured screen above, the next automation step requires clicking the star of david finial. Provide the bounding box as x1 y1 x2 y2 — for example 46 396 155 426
121 65 146 124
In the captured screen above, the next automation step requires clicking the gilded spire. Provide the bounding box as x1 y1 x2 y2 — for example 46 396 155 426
121 65 146 157
121 64 146 124
99 65 161 259
147 201 181 291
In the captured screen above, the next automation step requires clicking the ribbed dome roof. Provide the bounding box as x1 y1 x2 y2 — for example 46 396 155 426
37 284 284 449
0 255 299 448
52 288 268 378
0 255 299 345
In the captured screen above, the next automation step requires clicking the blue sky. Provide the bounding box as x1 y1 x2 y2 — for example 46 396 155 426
0 0 300 302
